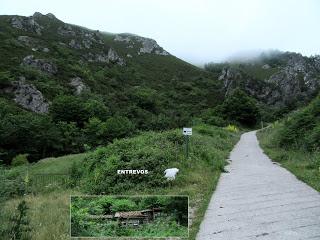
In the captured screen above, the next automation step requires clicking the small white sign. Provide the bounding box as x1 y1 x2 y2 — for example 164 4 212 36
183 127 192 136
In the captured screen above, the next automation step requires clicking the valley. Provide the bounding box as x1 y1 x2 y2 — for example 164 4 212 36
0 11 319 240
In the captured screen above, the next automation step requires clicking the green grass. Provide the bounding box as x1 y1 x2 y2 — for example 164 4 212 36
27 153 87 175
75 124 240 239
257 126 320 192
1 125 240 240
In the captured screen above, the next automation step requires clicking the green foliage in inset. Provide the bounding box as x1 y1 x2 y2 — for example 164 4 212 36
70 196 188 237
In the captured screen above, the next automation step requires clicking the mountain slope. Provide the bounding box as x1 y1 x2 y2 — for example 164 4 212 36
205 51 320 119
0 12 222 163
0 12 221 115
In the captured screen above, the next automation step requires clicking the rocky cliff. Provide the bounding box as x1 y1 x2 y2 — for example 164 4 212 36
208 52 320 109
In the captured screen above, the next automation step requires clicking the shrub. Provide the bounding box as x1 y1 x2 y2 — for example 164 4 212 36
50 95 88 126
104 116 135 141
219 89 260 127
7 200 31 240
224 124 239 133
11 154 29 166
278 95 320 150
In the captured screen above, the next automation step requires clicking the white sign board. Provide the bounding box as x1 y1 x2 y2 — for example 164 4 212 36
183 127 192 136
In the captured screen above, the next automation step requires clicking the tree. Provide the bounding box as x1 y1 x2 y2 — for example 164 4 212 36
84 99 110 121
8 200 31 240
50 95 88 127
83 118 108 147
219 89 260 127
105 116 135 141
0 113 62 163
57 121 83 153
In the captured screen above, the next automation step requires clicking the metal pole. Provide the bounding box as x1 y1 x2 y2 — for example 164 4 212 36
185 135 189 159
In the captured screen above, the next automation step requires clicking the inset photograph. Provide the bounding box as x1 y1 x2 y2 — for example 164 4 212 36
70 195 188 238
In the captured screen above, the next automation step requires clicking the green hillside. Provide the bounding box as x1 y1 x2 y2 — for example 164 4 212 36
0 124 240 239
258 94 320 192
205 51 320 121
0 12 222 164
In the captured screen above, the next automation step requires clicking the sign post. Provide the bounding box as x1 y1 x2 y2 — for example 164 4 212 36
183 128 192 159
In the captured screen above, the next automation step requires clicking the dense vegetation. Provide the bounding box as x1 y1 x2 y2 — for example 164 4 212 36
205 51 320 122
258 95 320 192
201 88 260 127
0 124 240 239
0 13 226 164
71 196 188 237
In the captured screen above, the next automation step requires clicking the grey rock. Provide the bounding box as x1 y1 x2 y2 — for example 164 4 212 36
217 53 320 107
22 55 58 75
11 17 24 29
135 36 169 55
114 34 169 55
69 77 88 95
32 12 43 18
42 48 50 53
126 54 132 58
107 48 125 65
58 25 76 36
46 13 56 19
82 39 92 49
262 64 270 69
5 77 49 113
85 49 125 66
218 67 243 96
11 16 43 35
17 36 37 46
114 34 131 43
69 39 82 49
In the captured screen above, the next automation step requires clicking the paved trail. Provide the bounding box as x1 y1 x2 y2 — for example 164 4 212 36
196 131 320 240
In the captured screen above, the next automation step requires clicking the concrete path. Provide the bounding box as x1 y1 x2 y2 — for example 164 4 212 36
196 131 320 240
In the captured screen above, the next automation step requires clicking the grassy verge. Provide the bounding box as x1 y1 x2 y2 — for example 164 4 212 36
257 126 320 192
1 125 240 239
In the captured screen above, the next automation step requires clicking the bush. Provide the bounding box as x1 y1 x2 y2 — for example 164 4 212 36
224 124 239 133
219 89 260 127
7 200 31 240
201 109 226 127
50 95 88 126
11 154 29 166
278 95 320 150
104 116 135 141
75 125 239 194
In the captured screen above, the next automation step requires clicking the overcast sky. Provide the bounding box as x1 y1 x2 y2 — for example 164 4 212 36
1 0 320 65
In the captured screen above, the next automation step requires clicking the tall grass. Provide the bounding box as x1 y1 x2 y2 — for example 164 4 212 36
2 125 240 239
258 125 320 192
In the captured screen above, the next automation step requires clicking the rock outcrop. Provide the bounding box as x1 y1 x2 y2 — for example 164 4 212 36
217 53 320 107
113 34 169 56
69 77 89 94
136 36 169 55
22 55 58 74
17 36 38 46
10 15 43 35
58 25 76 36
2 77 49 113
85 48 125 66
69 39 82 49
107 48 125 65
